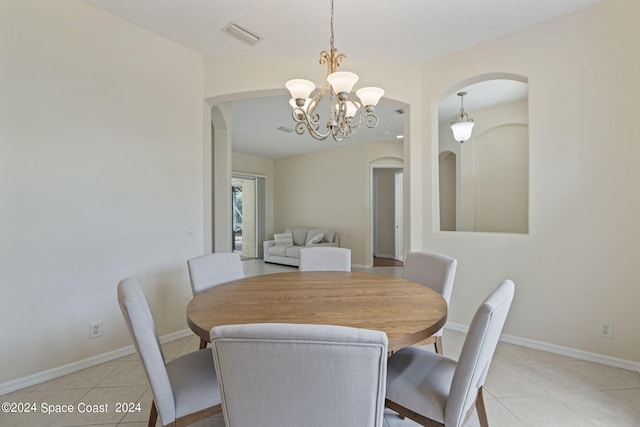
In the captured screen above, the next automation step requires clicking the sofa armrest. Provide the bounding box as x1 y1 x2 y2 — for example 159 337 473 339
263 240 275 252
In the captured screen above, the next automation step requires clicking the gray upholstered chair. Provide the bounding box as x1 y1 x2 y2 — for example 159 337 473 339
117 278 222 427
298 246 351 271
187 252 244 348
385 280 515 427
210 323 387 427
402 251 457 354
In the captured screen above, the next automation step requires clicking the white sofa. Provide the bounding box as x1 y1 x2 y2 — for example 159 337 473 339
263 228 340 267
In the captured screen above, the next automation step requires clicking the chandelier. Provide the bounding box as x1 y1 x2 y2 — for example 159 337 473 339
285 0 384 142
450 91 475 143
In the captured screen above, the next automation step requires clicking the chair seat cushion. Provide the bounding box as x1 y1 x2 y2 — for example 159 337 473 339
386 346 457 424
167 348 221 419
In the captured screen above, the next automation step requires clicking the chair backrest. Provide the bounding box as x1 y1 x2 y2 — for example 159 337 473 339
117 278 176 425
210 323 388 427
298 247 351 271
445 280 515 427
402 251 457 301
187 252 244 295
403 252 457 338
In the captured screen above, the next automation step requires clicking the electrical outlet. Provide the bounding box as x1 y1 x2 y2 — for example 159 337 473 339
90 321 103 339
598 320 613 338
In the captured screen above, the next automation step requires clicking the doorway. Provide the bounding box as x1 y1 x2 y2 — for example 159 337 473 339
371 164 404 266
231 175 260 259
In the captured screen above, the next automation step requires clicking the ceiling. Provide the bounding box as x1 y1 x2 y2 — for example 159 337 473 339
83 0 602 159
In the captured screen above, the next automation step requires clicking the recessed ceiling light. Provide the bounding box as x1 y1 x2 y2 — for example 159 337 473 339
396 135 404 139
222 22 262 46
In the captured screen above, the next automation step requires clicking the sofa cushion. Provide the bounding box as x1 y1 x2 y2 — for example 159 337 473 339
307 228 335 244
285 246 302 258
306 233 324 246
287 229 308 246
274 232 293 247
269 245 288 256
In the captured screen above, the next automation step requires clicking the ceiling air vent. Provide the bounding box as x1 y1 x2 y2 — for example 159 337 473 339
222 22 262 46
277 126 294 133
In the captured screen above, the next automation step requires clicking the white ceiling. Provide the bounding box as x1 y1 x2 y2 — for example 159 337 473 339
83 0 602 159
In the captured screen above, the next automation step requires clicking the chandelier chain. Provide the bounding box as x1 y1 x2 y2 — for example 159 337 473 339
329 0 335 52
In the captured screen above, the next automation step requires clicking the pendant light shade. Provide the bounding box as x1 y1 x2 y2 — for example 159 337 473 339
450 91 475 143
451 121 475 143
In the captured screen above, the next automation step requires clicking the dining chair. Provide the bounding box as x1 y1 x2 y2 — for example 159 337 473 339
402 251 457 354
187 252 244 348
298 246 351 271
117 278 222 427
210 323 388 427
385 280 514 427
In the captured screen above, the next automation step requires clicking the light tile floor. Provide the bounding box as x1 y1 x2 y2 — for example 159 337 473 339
2 259 639 427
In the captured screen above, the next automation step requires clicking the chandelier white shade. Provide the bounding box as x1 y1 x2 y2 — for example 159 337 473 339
285 0 384 142
356 87 385 108
285 79 316 101
450 91 475 143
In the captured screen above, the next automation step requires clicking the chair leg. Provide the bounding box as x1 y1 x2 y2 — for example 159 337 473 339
476 387 489 427
199 338 207 349
148 400 158 427
434 336 444 355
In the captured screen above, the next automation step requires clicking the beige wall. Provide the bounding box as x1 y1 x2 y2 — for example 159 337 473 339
272 142 402 266
1 0 204 385
439 152 456 231
423 0 640 364
474 123 528 233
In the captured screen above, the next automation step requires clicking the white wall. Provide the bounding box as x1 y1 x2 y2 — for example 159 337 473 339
0 0 204 385
423 0 640 364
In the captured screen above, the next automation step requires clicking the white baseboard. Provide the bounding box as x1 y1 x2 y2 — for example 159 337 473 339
446 322 640 373
0 329 193 396
351 263 372 269
4 324 639 396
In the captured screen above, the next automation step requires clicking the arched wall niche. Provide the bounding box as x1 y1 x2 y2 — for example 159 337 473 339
435 73 529 233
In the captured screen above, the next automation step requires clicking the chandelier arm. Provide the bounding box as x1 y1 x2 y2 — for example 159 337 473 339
292 110 330 141
365 112 379 128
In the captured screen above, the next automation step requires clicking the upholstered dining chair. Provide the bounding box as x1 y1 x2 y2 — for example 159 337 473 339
187 252 244 348
402 251 457 354
210 323 388 427
298 246 351 271
385 280 515 427
117 278 222 427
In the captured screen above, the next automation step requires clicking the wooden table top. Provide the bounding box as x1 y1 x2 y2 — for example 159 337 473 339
186 271 447 353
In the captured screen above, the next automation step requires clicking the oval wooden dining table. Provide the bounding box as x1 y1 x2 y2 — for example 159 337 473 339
186 271 447 353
